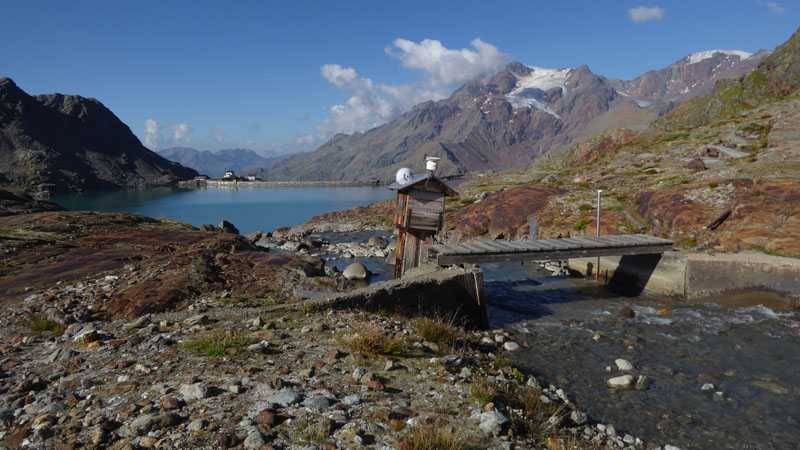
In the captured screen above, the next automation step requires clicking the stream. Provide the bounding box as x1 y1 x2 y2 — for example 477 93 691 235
481 262 800 449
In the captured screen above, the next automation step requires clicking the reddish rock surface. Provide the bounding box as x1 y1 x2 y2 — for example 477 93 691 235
447 186 565 239
570 129 637 168
636 178 800 255
0 211 327 318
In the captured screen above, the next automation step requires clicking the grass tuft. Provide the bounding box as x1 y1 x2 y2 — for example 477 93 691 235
415 316 461 350
401 422 479 450
26 314 65 336
182 331 256 357
340 326 406 357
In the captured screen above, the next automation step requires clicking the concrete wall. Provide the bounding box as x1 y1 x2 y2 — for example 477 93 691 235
569 251 800 301
316 264 488 329
569 252 687 298
685 252 800 299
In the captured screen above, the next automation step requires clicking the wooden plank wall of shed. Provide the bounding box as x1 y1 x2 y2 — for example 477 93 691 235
394 229 434 278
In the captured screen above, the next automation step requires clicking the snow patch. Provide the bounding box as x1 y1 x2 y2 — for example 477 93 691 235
687 50 752 65
504 66 571 119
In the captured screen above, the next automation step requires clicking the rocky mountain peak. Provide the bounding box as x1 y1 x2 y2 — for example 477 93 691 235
0 77 197 196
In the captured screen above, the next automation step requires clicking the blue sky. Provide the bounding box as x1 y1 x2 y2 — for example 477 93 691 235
2 1 797 155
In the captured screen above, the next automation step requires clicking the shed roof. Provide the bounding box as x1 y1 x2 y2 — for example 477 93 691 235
388 174 457 197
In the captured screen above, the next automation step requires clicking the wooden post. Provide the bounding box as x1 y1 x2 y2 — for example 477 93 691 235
596 189 602 281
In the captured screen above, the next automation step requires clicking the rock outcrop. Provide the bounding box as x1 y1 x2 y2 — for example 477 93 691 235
0 78 197 196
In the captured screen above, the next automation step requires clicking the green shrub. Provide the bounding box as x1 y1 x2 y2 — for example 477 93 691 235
183 331 256 357
26 314 65 336
573 218 591 231
739 122 764 133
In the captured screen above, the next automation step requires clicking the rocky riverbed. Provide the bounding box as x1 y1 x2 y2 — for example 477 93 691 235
0 193 653 449
482 263 800 450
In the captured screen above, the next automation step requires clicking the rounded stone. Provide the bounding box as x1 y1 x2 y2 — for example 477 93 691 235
503 341 520 351
607 375 635 389
615 358 634 371
343 262 369 280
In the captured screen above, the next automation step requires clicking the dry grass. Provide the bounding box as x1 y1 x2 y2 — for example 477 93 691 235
340 325 406 357
400 422 480 450
415 316 461 350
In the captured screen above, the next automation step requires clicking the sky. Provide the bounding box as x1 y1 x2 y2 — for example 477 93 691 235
2 1 797 156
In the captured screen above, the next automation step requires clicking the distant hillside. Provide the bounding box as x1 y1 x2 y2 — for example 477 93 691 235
658 28 800 129
158 147 288 178
0 78 197 197
265 50 765 182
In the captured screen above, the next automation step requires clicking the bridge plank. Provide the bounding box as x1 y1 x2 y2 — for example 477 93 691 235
467 241 501 253
460 243 488 253
482 241 516 252
428 235 673 265
517 241 555 251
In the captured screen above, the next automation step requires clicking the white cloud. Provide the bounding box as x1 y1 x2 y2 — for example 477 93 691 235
143 119 163 149
142 119 193 150
296 134 315 146
314 38 507 140
387 38 509 87
316 64 401 137
236 139 283 156
169 123 193 141
756 0 785 13
628 6 665 22
209 127 226 143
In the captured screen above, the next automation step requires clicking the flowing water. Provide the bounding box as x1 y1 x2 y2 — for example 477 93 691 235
481 262 800 450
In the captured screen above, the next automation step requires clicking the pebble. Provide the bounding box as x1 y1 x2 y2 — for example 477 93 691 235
503 341 520 351
343 394 361 406
570 410 588 425
243 430 266 449
615 358 634 371
187 419 205 431
479 411 509 434
179 383 208 402
304 396 331 410
607 375 635 389
265 390 302 407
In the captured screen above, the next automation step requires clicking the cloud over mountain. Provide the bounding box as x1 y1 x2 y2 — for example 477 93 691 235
315 38 509 140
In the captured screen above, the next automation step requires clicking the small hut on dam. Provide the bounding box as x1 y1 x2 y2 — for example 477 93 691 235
389 159 457 278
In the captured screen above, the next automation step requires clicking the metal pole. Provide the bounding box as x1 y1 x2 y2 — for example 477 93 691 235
596 190 602 281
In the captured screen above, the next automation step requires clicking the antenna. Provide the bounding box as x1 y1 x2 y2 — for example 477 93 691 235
425 156 440 176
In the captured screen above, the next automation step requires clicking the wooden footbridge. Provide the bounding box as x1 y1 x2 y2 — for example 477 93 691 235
428 234 674 266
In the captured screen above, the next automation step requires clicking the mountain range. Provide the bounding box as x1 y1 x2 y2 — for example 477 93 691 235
157 147 288 178
0 78 197 196
265 49 768 182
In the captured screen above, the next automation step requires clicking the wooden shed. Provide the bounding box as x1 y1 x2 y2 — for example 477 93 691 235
389 174 457 278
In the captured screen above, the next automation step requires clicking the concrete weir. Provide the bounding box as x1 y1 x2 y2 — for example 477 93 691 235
318 265 488 329
569 251 800 302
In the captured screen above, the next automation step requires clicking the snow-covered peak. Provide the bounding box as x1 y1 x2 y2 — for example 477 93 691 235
687 50 753 65
504 66 571 118
512 66 571 94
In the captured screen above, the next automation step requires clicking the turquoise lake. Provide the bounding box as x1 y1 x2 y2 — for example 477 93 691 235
51 186 394 234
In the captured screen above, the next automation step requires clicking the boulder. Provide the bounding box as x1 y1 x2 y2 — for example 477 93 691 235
218 220 240 234
687 158 707 171
367 236 389 249
343 262 369 280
